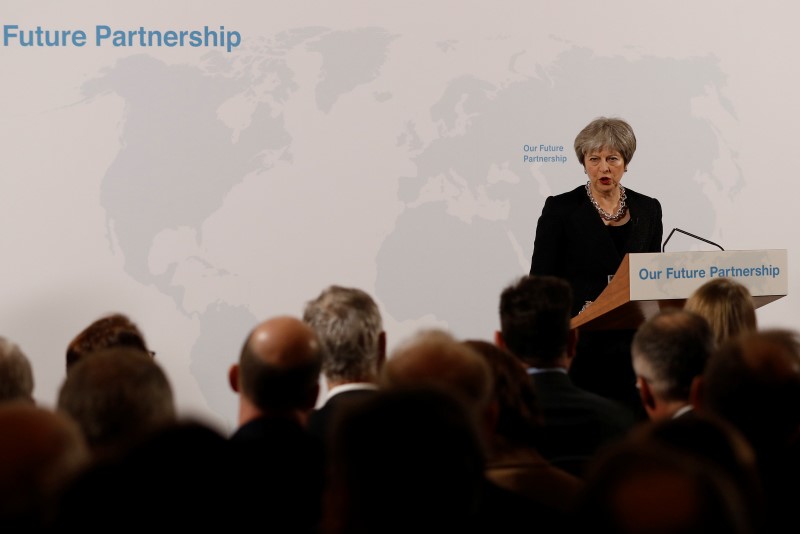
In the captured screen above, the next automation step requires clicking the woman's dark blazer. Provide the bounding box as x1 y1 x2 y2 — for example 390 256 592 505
530 184 662 315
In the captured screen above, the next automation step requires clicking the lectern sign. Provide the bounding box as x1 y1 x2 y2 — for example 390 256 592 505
628 249 788 301
571 249 787 331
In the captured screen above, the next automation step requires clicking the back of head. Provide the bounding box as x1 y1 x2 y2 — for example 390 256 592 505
0 403 89 530
630 414 765 527
57 347 175 458
237 316 322 414
326 388 485 534
382 329 492 415
66 313 149 372
631 309 713 403
302 285 383 383
0 337 34 404
499 275 572 365
463 339 542 447
53 420 234 531
633 413 758 483
575 440 754 534
701 329 800 454
684 278 756 346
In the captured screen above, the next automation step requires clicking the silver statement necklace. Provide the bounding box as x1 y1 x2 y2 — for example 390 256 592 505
585 181 627 222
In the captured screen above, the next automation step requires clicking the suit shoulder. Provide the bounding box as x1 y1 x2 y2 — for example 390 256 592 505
583 390 637 426
542 185 587 210
550 185 586 201
625 187 661 207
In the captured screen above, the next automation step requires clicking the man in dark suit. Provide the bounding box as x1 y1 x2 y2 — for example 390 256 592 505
631 309 713 420
227 316 324 532
303 285 384 443
497 275 636 478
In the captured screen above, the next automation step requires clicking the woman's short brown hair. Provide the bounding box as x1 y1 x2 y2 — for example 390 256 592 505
574 117 637 166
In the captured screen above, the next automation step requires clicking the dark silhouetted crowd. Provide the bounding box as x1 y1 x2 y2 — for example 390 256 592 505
0 277 797 533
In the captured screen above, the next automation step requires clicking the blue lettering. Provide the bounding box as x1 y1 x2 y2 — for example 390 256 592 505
666 267 705 279
95 25 111 45
189 30 203 47
163 30 178 47
226 30 241 52
71 30 87 46
639 268 661 280
4 24 18 46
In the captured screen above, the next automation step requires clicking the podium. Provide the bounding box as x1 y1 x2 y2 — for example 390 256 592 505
571 249 788 331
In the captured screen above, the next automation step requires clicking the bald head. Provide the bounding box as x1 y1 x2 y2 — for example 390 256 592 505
244 316 322 367
382 330 492 414
235 316 322 415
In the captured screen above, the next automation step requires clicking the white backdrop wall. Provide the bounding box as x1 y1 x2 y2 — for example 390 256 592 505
1 0 796 433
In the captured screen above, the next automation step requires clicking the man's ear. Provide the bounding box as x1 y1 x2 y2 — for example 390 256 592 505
494 330 506 349
637 376 656 414
566 328 579 360
228 364 240 393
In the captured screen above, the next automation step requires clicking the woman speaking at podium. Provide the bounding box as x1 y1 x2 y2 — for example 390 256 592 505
530 117 662 415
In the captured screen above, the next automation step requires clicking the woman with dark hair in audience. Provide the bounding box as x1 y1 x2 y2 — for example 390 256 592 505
65 312 152 373
464 340 583 513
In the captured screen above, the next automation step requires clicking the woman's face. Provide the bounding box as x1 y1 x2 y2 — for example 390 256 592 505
584 147 625 196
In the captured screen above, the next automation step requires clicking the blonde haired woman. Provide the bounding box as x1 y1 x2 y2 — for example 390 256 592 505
684 278 757 345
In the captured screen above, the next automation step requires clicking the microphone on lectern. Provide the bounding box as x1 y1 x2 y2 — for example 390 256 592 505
661 228 724 252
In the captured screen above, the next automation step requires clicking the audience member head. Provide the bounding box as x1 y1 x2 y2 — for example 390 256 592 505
463 339 542 448
0 337 34 404
57 347 175 459
302 285 385 386
684 278 757 346
628 413 764 527
631 309 713 420
497 275 574 367
229 316 322 425
574 439 755 534
0 403 89 530
324 388 486 534
382 329 492 417
698 329 800 456
53 420 234 530
66 313 150 373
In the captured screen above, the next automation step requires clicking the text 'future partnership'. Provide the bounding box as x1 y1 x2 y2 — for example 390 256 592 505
2 25 242 53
